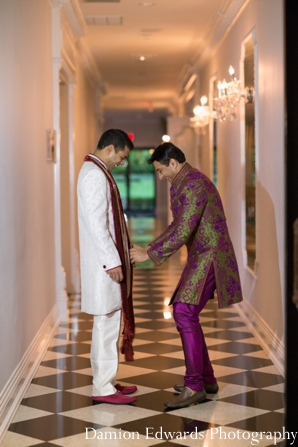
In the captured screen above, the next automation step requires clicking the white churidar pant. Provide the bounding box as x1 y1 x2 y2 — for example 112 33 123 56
90 309 121 396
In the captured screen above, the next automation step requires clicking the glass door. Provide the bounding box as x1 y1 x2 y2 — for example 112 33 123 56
113 148 156 215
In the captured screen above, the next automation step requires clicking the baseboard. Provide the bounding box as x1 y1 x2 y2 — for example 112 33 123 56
0 305 60 443
236 299 285 377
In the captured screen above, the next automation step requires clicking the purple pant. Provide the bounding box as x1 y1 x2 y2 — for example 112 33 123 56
173 264 217 391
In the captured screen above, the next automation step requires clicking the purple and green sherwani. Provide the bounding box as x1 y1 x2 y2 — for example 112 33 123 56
147 162 243 391
147 162 242 308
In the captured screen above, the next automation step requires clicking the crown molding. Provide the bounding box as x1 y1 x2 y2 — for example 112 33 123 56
192 0 250 69
63 0 87 39
76 39 103 86
175 0 250 103
50 0 87 39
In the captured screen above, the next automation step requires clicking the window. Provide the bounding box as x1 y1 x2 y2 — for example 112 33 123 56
113 148 155 215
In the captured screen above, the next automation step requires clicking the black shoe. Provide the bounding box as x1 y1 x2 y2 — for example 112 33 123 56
173 384 184 393
174 382 219 394
165 387 206 409
205 382 219 394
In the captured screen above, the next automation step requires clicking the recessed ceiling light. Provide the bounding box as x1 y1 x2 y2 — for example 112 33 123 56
131 53 157 60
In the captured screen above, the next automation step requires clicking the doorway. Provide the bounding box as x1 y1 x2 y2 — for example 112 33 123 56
59 75 80 296
243 35 256 271
113 148 156 216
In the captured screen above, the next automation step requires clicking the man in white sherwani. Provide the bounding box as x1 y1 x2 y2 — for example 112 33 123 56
77 129 137 405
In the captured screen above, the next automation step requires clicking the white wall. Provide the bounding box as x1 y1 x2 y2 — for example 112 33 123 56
0 1 101 437
0 0 57 404
199 0 285 370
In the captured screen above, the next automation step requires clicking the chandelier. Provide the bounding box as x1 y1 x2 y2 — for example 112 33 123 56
189 96 210 134
213 66 254 121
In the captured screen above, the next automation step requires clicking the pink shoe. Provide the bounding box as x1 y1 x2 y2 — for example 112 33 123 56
92 391 137 405
115 383 137 394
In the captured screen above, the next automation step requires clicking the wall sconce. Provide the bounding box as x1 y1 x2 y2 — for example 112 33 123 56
213 66 254 122
190 96 211 134
46 129 56 163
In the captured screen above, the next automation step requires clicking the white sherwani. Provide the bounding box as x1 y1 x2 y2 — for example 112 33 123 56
77 160 122 316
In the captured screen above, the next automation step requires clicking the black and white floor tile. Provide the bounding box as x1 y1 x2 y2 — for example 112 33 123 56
3 218 286 446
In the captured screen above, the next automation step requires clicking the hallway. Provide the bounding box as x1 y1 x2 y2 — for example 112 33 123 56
3 219 285 447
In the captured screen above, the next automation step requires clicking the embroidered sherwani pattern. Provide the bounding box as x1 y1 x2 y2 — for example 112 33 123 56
148 163 242 308
77 160 122 316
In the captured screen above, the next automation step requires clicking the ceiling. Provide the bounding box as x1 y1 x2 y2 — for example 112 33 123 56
78 0 246 113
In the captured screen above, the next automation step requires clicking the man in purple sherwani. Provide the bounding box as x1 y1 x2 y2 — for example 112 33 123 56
130 142 243 409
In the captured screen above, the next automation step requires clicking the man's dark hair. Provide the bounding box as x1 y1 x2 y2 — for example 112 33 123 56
147 142 186 166
97 129 134 152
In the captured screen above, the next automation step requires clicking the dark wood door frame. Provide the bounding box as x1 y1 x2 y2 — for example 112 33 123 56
285 0 298 435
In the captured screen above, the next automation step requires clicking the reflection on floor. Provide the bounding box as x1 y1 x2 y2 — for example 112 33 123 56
4 218 286 446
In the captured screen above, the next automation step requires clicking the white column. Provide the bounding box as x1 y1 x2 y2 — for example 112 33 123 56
68 82 81 293
52 3 68 321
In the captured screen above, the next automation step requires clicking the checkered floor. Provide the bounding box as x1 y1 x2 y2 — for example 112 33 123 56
3 218 286 446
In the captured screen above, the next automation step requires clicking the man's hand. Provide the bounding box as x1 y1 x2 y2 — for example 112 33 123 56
106 266 123 282
130 244 150 263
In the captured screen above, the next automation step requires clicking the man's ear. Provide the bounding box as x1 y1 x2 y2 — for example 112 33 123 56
169 158 178 169
106 144 115 154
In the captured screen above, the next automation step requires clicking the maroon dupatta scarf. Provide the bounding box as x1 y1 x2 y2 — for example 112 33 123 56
85 154 135 361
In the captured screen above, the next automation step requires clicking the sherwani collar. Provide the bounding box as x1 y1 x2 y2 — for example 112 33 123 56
171 162 192 187
87 153 108 170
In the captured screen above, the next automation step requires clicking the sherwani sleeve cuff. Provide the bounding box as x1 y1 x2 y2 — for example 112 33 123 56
103 261 122 271
147 246 163 266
